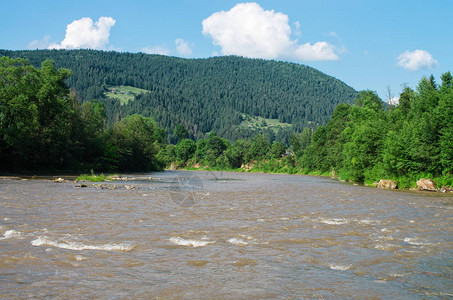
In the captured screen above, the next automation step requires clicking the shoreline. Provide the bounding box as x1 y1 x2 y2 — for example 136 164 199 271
1 168 452 194
167 166 453 194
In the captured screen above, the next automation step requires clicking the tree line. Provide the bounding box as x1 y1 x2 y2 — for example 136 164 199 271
159 73 452 188
0 57 164 172
0 49 357 143
1 55 451 189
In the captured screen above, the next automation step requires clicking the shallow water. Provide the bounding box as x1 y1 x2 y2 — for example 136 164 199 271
0 170 452 299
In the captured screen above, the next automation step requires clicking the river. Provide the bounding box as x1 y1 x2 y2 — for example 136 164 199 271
0 170 452 299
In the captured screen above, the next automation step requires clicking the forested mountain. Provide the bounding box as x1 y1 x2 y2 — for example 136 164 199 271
0 49 357 142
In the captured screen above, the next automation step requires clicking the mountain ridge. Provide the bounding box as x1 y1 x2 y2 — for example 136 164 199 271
0 49 357 143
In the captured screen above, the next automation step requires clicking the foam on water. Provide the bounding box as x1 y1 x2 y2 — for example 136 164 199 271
228 238 248 245
375 243 394 250
31 236 134 251
320 218 348 225
0 229 22 240
169 237 215 247
356 218 380 225
329 264 352 271
375 235 394 241
75 255 86 261
403 237 434 246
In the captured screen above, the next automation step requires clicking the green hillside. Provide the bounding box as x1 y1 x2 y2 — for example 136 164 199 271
0 49 357 143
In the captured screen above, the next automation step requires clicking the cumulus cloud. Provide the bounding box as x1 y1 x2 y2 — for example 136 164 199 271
28 35 51 49
49 17 116 50
397 50 438 71
202 2 338 61
175 38 192 56
295 42 338 61
140 45 170 55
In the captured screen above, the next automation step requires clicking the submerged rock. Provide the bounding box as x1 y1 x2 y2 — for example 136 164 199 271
73 183 138 190
416 178 436 191
377 179 398 189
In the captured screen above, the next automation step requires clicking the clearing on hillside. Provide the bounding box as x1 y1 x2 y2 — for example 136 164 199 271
105 86 150 105
240 114 292 133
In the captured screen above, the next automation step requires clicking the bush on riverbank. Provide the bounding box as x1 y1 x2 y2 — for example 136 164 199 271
0 57 165 173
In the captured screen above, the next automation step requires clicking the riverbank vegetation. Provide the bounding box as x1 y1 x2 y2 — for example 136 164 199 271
1 55 451 189
162 73 452 190
76 170 119 182
0 57 165 173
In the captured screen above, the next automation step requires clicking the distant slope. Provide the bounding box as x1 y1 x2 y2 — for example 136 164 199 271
0 49 357 142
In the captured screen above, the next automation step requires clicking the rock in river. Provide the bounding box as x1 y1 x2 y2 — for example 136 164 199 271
377 179 397 189
416 178 436 191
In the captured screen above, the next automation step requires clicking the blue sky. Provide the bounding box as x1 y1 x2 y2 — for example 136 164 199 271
1 0 451 100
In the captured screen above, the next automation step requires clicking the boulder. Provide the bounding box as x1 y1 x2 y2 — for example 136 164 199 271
416 178 436 191
377 179 397 189
54 177 64 183
241 162 255 171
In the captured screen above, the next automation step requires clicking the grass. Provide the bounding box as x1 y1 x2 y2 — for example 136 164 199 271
239 114 292 133
76 170 119 182
104 85 150 105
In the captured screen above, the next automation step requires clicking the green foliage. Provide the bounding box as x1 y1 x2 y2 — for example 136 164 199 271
2 53 451 190
250 135 270 159
76 171 118 182
109 114 164 171
354 90 383 111
290 127 312 156
300 72 453 187
174 124 189 141
0 56 165 172
156 144 176 168
270 142 286 159
0 49 357 143
302 126 329 172
224 139 251 168
175 139 196 161
0 57 74 170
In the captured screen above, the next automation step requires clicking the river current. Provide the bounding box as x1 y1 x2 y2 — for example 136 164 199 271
0 170 452 299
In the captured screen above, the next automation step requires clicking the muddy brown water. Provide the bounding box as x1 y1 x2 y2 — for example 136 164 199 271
0 170 452 299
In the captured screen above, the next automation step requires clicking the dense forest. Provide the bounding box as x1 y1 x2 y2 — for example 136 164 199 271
163 73 452 189
1 54 451 189
0 49 357 143
0 57 165 172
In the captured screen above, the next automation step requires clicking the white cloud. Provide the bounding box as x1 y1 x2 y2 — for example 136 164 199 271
140 45 170 55
295 42 338 61
397 50 438 71
293 21 301 38
48 17 116 50
201 2 339 61
175 38 192 56
28 35 51 49
389 96 399 106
